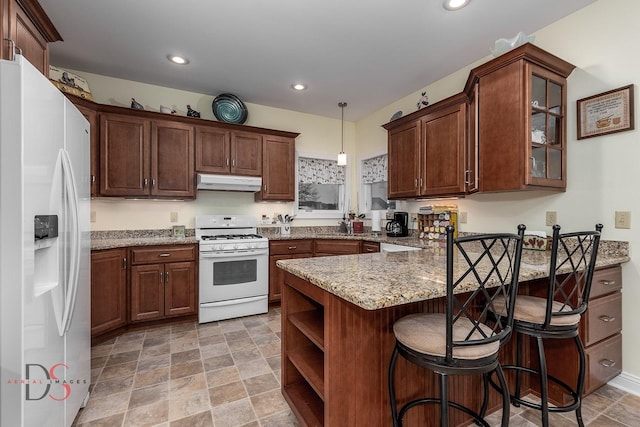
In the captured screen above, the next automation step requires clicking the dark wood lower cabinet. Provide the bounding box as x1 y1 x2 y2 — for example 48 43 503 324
91 244 197 343
130 245 197 322
90 248 127 337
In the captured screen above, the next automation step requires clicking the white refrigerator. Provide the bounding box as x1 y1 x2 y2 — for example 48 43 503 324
0 55 91 426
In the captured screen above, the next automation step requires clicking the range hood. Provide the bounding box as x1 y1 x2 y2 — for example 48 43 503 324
196 173 262 192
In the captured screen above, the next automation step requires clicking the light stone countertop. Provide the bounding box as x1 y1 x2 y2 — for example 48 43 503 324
276 245 630 310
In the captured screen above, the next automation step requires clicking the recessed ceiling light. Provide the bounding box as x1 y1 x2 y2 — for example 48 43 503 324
443 0 471 11
291 83 307 91
167 54 189 65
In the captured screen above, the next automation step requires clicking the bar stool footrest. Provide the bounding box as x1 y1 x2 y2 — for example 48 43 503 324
398 398 491 427
489 364 581 413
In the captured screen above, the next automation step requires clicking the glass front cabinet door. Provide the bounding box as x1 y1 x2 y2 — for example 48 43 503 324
527 64 567 188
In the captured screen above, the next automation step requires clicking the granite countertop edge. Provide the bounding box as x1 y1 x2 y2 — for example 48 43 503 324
276 250 630 311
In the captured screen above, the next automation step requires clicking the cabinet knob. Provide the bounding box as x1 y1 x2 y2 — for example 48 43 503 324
600 279 616 286
264 184 267 192
122 257 127 270
599 315 615 323
599 359 616 368
414 178 418 188
226 158 230 166
91 175 96 183
143 178 149 187
165 271 169 283
159 253 171 257
152 178 156 188
288 246 297 250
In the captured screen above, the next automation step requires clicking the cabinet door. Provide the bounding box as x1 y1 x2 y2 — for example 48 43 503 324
130 263 165 321
269 253 312 303
91 249 127 336
526 64 567 189
6 0 50 73
257 135 295 201
231 131 262 176
388 120 421 199
422 102 467 196
100 113 150 196
75 104 99 197
151 121 195 198
195 126 231 174
165 261 197 317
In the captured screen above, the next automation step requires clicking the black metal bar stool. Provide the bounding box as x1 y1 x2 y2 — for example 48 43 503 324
489 224 602 427
388 224 525 427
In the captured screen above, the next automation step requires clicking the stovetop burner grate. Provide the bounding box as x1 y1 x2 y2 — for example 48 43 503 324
200 234 263 241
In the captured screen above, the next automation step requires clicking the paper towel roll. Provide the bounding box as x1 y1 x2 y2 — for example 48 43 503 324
371 210 381 232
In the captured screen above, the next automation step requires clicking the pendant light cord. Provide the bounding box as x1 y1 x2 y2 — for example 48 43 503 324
339 102 347 152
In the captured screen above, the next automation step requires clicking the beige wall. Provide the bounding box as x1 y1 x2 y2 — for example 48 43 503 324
75 0 640 380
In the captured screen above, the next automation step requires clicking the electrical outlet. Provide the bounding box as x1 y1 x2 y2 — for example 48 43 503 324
410 213 418 223
459 212 468 224
170 212 178 223
615 211 631 229
545 211 557 226
90 211 96 223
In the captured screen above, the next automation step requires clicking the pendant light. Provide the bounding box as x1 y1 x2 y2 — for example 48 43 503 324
337 102 347 166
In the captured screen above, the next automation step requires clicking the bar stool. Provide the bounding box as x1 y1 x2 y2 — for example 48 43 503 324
490 224 602 427
388 224 525 427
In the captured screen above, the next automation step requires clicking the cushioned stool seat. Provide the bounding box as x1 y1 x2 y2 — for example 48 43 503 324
394 313 499 360
388 225 525 427
493 295 581 326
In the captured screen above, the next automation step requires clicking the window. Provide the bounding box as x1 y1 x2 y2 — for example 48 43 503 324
295 153 348 218
359 153 395 215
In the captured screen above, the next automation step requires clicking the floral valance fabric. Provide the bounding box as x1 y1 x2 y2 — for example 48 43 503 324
298 157 345 185
362 154 387 184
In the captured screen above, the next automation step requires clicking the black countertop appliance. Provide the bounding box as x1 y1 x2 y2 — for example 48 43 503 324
386 211 409 237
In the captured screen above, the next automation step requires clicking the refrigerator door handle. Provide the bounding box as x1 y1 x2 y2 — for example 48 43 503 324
60 149 81 335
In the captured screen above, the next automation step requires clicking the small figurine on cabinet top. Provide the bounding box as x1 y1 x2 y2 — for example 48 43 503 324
416 92 429 110
186 105 201 118
160 105 176 114
130 98 144 110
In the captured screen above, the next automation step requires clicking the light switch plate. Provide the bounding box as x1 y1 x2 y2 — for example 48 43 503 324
170 212 178 223
545 211 557 226
459 212 468 224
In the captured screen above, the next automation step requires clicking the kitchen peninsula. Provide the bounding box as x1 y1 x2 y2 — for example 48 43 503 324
276 242 628 426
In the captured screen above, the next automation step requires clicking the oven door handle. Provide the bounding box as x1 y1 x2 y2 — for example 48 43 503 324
199 249 268 258
200 295 267 307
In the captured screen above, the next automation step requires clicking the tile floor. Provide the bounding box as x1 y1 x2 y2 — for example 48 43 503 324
75 307 640 426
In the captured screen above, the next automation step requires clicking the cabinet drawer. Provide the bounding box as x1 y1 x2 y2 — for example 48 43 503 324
130 245 196 264
584 292 622 347
362 241 380 253
590 266 622 299
314 239 361 255
270 239 313 255
585 333 622 394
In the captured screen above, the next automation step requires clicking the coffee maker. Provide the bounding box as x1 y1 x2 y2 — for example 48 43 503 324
386 212 409 237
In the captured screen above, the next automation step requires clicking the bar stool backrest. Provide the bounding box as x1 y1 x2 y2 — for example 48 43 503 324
544 224 603 328
444 224 525 362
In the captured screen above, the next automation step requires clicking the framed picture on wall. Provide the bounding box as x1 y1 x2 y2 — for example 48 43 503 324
577 84 634 139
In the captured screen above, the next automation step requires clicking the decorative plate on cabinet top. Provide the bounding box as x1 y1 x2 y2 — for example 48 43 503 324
390 110 403 121
212 93 248 124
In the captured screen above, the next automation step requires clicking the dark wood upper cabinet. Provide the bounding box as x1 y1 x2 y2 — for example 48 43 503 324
230 131 262 176
195 126 230 174
1 0 62 75
465 43 575 192
99 113 150 197
385 93 469 199
151 120 195 198
256 135 296 201
73 103 99 197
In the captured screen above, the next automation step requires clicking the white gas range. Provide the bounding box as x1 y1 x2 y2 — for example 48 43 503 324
196 215 269 323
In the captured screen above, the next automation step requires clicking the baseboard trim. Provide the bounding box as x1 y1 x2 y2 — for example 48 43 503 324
608 372 640 397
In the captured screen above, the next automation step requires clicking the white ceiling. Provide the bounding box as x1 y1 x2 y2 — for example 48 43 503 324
39 0 596 121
